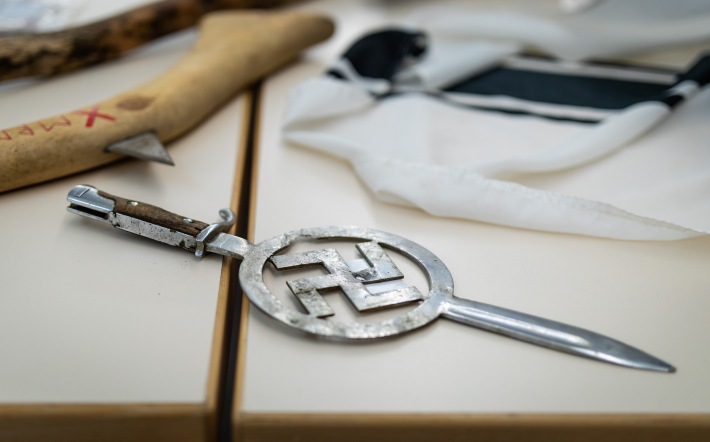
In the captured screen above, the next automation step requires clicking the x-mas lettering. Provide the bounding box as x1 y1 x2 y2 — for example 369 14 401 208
73 105 116 127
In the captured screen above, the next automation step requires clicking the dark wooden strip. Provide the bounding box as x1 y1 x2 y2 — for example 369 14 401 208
0 0 300 82
99 190 208 236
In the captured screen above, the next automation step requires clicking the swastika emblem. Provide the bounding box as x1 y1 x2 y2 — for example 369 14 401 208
270 241 423 317
239 226 454 340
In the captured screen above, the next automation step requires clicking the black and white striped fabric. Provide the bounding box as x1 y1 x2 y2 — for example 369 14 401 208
283 26 710 240
330 28 710 120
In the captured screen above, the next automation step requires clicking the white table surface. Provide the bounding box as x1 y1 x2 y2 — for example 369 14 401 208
0 1 241 403
239 0 710 414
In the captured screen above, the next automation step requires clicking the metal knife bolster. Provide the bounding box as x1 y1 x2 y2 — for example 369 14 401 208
66 184 237 257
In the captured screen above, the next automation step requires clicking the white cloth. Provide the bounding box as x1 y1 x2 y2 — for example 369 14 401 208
282 2 710 240
407 0 710 61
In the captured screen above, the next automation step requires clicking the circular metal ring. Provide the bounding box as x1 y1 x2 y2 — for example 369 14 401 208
239 226 454 339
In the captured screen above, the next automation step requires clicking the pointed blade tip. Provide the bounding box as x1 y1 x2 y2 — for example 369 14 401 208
154 156 175 166
105 131 175 166
655 362 676 374
615 354 676 374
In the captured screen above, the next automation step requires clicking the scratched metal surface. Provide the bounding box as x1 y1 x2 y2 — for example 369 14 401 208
240 226 449 338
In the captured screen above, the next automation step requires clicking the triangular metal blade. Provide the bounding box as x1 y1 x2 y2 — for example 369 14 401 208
104 131 174 165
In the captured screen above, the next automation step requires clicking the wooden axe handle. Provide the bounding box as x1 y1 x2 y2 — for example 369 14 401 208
0 0 300 82
0 11 334 193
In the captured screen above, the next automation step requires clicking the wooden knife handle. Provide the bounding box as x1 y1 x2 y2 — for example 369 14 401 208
98 189 209 236
0 10 334 193
0 0 301 82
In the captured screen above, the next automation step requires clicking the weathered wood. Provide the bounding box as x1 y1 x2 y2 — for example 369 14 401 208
0 10 334 193
0 404 208 442
0 0 300 82
235 412 710 442
99 190 209 236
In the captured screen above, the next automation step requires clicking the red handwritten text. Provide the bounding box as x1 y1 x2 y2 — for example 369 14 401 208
1 105 118 142
73 105 116 128
17 125 34 136
39 115 71 132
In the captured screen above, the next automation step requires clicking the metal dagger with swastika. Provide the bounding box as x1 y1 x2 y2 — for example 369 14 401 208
66 184 676 373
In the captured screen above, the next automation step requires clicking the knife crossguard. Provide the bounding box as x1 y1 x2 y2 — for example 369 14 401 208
195 208 237 258
67 184 236 258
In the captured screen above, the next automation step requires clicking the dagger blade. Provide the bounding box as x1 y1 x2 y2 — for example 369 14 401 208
104 131 174 165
